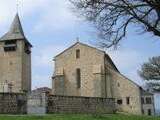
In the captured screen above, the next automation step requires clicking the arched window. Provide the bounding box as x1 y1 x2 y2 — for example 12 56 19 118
76 49 80 59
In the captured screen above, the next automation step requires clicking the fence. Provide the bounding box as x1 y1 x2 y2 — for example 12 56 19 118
27 92 47 115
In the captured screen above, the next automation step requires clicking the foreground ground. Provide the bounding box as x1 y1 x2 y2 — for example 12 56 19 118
0 114 159 120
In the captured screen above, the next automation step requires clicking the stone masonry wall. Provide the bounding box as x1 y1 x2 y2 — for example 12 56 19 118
53 43 105 97
0 41 23 93
47 95 115 114
108 68 142 115
0 40 31 93
0 93 26 114
22 41 32 93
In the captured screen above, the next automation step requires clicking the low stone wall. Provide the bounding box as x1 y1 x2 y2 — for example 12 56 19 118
0 93 116 114
0 93 26 114
47 95 115 114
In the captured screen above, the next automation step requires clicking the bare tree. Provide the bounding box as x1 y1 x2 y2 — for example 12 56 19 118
145 82 160 92
139 56 160 81
70 0 160 48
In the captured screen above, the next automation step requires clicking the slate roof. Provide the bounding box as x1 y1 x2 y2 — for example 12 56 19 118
0 13 32 46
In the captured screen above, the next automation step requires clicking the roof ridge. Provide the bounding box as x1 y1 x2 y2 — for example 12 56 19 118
0 13 32 46
54 41 106 58
0 13 25 41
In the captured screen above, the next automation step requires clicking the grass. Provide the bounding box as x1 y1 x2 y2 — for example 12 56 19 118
0 114 159 120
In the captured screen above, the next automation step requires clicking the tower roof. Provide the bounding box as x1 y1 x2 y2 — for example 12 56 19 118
0 13 32 46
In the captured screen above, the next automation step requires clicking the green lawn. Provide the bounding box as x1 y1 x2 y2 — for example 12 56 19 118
0 114 159 120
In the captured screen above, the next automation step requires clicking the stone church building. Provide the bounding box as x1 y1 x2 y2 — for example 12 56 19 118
0 13 155 115
52 42 155 115
0 14 32 93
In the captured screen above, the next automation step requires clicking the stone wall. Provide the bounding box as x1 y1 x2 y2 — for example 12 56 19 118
108 68 143 115
0 93 115 115
47 95 115 114
0 93 26 114
22 41 32 93
0 40 31 93
0 41 23 93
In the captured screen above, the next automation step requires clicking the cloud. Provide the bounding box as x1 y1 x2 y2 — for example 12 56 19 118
32 74 52 89
108 48 145 85
31 0 78 33
0 0 45 32
0 1 15 31
32 45 65 67
108 49 141 71
32 45 65 89
0 0 78 33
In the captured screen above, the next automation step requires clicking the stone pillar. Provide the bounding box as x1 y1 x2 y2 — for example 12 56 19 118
105 73 113 98
53 67 65 95
54 75 65 95
94 74 103 97
93 65 103 97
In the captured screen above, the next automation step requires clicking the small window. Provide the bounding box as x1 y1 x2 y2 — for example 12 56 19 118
141 97 145 104
4 40 17 52
117 99 122 105
126 97 130 105
5 40 16 45
146 97 152 104
117 83 120 87
76 49 80 59
4 46 16 51
76 68 81 88
24 43 31 54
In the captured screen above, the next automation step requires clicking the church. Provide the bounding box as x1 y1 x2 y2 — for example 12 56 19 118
52 42 155 115
0 14 32 93
0 13 155 116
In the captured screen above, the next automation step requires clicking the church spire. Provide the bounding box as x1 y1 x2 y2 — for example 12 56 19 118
0 13 25 41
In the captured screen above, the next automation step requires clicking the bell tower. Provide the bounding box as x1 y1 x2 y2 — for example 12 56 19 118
0 13 32 93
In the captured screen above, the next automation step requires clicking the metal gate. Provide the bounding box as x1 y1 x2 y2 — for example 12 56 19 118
27 92 47 115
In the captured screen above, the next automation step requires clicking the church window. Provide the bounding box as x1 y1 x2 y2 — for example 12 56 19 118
76 68 81 88
5 40 16 45
4 40 17 52
24 43 31 54
126 97 130 105
9 61 13 65
117 99 123 105
76 49 80 59
146 97 152 104
117 83 120 87
4 47 16 51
